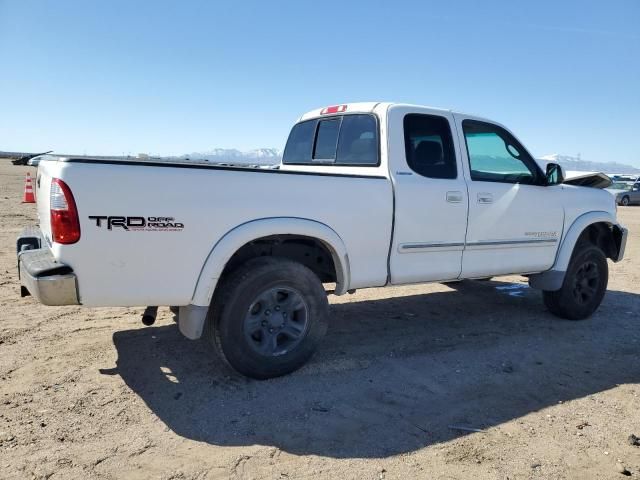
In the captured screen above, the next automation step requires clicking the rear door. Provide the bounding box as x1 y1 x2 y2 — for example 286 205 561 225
388 106 469 283
453 115 564 277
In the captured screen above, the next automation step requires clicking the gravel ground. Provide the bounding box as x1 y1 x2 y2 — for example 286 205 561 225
1 160 639 479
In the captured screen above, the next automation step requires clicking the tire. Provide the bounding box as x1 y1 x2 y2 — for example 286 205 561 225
620 196 630 206
205 257 329 379
543 243 608 320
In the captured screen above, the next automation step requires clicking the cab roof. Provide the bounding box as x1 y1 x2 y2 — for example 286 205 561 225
298 102 481 123
298 102 387 121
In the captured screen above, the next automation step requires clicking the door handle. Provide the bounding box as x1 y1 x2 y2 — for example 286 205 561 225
477 193 493 204
446 191 463 203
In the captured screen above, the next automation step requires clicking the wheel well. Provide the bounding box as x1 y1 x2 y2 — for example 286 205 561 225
577 222 618 259
221 235 337 284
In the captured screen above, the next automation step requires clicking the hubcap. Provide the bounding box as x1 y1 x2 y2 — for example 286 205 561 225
572 260 599 304
244 287 309 357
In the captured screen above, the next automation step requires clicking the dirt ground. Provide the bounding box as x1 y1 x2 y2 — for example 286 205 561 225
1 160 639 480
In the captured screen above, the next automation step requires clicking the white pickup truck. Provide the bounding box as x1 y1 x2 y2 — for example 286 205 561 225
17 102 628 379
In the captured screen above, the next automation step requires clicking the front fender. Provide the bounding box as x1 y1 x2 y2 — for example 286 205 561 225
554 211 618 272
529 211 618 291
190 217 351 307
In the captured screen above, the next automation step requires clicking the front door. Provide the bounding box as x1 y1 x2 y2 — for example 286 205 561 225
388 107 469 284
454 115 564 278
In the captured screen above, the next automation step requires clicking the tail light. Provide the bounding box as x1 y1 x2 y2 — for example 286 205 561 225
50 178 80 244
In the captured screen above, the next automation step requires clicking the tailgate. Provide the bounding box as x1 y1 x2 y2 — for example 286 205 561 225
35 158 55 244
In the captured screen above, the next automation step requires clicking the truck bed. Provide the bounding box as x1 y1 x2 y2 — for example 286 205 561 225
36 157 393 306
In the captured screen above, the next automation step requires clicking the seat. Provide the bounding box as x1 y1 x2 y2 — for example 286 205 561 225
342 138 376 164
412 140 455 178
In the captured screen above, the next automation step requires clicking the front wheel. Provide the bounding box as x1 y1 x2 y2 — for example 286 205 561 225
620 196 630 206
205 257 329 379
543 244 608 320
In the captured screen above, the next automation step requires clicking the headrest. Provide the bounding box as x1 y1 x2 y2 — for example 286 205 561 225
415 140 443 165
349 138 375 155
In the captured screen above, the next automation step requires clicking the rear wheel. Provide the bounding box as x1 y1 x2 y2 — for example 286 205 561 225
543 243 608 320
205 257 329 379
620 196 630 206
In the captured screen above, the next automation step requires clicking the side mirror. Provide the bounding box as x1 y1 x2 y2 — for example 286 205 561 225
546 162 565 186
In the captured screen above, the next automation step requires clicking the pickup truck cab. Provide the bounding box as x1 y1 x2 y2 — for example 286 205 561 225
18 102 628 379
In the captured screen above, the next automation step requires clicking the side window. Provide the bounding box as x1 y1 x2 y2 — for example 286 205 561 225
403 114 457 179
462 120 540 184
282 114 379 166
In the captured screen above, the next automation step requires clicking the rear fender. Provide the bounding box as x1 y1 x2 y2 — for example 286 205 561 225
190 217 350 307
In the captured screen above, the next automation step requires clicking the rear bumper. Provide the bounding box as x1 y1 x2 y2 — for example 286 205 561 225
17 227 79 306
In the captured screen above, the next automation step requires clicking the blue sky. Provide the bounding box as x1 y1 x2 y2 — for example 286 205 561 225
1 1 639 166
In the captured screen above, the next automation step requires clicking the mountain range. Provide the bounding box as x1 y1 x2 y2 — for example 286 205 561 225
178 148 281 165
175 148 640 174
538 154 640 174
3 148 638 174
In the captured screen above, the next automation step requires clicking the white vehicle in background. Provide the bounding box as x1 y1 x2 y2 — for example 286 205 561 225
26 155 44 167
610 174 638 183
17 102 628 379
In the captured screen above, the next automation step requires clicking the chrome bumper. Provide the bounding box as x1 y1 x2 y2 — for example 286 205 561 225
17 228 79 306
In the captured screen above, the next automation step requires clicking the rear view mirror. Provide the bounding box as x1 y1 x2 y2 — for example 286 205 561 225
546 163 565 186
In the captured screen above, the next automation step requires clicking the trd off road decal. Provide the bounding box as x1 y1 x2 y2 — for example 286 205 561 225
88 216 184 231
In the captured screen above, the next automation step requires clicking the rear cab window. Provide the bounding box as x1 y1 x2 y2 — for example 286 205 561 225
283 114 379 166
313 119 341 161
